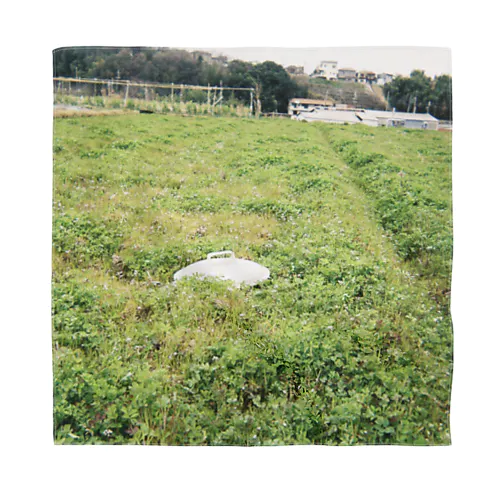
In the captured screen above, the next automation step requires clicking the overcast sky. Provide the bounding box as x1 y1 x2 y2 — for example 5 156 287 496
202 47 451 77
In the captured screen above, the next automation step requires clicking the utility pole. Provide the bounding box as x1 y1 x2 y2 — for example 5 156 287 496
255 83 262 118
413 96 417 114
123 82 129 108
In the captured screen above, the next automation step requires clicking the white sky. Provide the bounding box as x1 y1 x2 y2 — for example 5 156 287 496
203 47 451 78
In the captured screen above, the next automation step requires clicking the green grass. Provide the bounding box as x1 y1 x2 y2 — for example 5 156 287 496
52 114 452 445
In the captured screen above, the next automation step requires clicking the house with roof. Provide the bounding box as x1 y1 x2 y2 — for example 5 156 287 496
356 71 377 85
294 108 363 125
310 61 338 81
288 98 335 116
377 73 394 86
337 68 357 82
293 107 439 129
362 109 439 129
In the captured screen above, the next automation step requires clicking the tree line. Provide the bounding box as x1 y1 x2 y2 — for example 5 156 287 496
383 70 452 120
53 47 305 114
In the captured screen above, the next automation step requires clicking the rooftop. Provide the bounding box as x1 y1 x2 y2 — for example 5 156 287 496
297 108 439 123
298 109 362 123
290 98 335 106
362 109 439 121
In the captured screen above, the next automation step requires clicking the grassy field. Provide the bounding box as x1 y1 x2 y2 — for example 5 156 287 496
52 114 452 445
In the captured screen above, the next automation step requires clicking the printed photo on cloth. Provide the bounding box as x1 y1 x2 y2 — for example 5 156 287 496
52 46 452 445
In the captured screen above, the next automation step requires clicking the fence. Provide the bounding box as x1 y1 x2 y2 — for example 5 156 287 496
53 77 257 118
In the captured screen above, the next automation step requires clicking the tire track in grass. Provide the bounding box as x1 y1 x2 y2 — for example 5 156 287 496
315 124 452 296
308 123 452 438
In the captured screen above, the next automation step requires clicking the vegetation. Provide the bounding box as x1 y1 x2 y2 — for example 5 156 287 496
53 93 250 118
52 114 452 445
295 76 387 110
54 48 301 113
54 48 452 118
383 70 452 120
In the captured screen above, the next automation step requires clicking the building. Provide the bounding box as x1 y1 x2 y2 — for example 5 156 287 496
293 107 439 129
286 65 305 75
335 103 361 110
363 109 439 129
311 61 338 81
353 110 379 127
377 73 394 86
337 68 357 82
288 98 335 116
310 64 396 85
294 108 363 125
356 70 377 85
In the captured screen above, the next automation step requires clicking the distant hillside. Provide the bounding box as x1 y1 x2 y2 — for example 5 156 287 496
291 75 388 110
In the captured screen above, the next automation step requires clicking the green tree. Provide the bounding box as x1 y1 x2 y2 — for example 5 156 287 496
53 48 301 112
254 61 299 113
226 60 256 105
384 70 432 114
54 47 107 78
432 75 452 120
384 70 452 120
226 60 298 113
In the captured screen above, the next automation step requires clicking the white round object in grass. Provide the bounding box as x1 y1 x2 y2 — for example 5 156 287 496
173 251 269 287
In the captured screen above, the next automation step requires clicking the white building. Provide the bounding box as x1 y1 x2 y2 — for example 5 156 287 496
377 73 394 86
294 108 364 125
311 61 338 81
363 109 439 129
288 98 335 116
294 107 439 129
